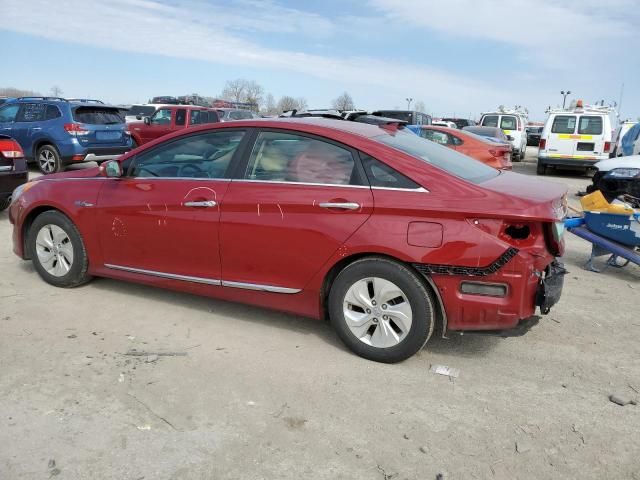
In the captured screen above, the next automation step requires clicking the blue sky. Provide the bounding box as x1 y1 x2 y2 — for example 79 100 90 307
2 0 638 121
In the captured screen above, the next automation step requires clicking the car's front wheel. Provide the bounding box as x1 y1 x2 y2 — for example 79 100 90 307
28 210 91 288
328 257 435 363
37 145 63 174
0 197 10 211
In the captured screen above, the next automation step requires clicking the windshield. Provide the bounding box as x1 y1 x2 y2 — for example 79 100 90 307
73 107 123 124
374 130 499 184
481 115 499 127
127 105 156 117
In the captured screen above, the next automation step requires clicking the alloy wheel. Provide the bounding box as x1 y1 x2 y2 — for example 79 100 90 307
38 149 56 173
343 277 413 348
35 224 74 277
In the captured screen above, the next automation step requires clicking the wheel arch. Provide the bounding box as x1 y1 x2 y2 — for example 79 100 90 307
32 139 58 160
320 252 448 336
21 205 70 260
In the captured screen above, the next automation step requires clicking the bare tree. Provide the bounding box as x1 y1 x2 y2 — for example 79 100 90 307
244 80 264 112
263 93 277 116
221 79 247 103
414 100 426 113
277 95 299 112
50 85 64 97
0 87 41 97
296 97 308 110
332 92 355 110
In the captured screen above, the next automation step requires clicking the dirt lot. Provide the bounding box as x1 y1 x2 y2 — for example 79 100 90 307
1 148 639 480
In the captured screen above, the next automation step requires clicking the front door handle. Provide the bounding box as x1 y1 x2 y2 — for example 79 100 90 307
319 202 360 210
31 127 42 131
184 200 217 208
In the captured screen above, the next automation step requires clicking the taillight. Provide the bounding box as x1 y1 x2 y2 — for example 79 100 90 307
603 141 611 153
64 123 90 136
539 139 546 150
0 138 24 159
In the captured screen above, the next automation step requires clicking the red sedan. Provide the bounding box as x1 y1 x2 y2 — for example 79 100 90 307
418 125 513 170
8 119 567 363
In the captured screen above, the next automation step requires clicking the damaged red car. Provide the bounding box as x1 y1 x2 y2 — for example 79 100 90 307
8 119 567 363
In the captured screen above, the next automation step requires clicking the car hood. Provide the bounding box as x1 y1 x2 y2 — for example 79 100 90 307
595 155 640 172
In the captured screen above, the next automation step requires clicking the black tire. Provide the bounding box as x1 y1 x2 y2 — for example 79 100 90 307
536 161 547 175
36 144 63 174
328 257 435 363
0 197 10 211
28 210 91 288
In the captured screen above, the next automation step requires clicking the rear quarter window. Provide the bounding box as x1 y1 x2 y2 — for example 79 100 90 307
551 115 576 134
73 107 123 125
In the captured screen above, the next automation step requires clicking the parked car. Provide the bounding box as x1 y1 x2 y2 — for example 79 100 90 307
432 120 457 129
0 97 132 174
526 126 543 146
9 118 567 363
216 108 260 121
462 126 511 144
610 121 637 157
418 125 512 170
372 110 432 127
537 101 614 175
0 97 13 106
621 122 640 157
586 155 640 204
479 109 528 160
128 105 219 146
125 104 165 123
150 96 180 105
442 118 475 129
0 135 28 211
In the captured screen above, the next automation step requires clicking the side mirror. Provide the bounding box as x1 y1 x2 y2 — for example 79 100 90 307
102 160 122 178
507 135 514 141
136 115 142 120
144 116 151 125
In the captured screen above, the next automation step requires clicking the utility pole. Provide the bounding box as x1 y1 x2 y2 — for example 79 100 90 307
406 97 413 110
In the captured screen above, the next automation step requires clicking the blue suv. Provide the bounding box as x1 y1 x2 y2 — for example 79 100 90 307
0 97 133 174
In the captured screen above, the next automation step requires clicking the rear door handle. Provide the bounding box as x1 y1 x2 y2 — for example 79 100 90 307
184 200 217 208
319 202 360 210
31 127 42 131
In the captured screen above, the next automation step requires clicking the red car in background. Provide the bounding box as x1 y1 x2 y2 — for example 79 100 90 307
418 125 513 170
128 105 219 146
0 135 28 211
8 119 566 363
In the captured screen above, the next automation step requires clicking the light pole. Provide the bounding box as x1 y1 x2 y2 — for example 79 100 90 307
560 90 571 109
406 97 413 110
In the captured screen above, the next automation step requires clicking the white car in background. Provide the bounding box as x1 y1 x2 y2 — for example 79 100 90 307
611 120 637 157
432 120 457 129
479 108 528 161
124 104 168 123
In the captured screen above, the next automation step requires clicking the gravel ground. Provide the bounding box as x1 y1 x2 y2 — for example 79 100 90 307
1 147 639 479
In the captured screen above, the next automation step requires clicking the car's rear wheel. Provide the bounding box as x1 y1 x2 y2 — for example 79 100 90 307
37 145 63 174
328 257 435 363
0 198 10 211
28 210 91 288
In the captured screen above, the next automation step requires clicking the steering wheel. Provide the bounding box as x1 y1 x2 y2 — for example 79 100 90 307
179 163 207 178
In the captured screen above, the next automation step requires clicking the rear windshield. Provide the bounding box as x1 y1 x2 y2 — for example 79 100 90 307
481 115 499 127
127 105 156 117
500 116 517 130
578 116 603 135
229 110 254 120
73 107 123 125
376 111 412 123
374 130 499 184
551 115 576 134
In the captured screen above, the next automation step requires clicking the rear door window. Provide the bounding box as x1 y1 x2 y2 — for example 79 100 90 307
360 153 420 189
175 109 186 126
500 116 517 130
551 115 576 134
245 131 359 185
189 110 204 125
578 116 603 135
45 105 61 120
73 107 123 125
481 115 499 127
17 103 47 122
420 129 450 145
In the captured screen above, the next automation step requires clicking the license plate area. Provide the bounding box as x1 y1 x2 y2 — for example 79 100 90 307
96 131 122 141
576 142 594 151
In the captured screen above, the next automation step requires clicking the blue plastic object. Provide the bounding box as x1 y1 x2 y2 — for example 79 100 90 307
583 211 640 247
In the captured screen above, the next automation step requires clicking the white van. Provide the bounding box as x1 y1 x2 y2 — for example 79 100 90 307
537 101 614 175
611 120 637 157
479 108 528 160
